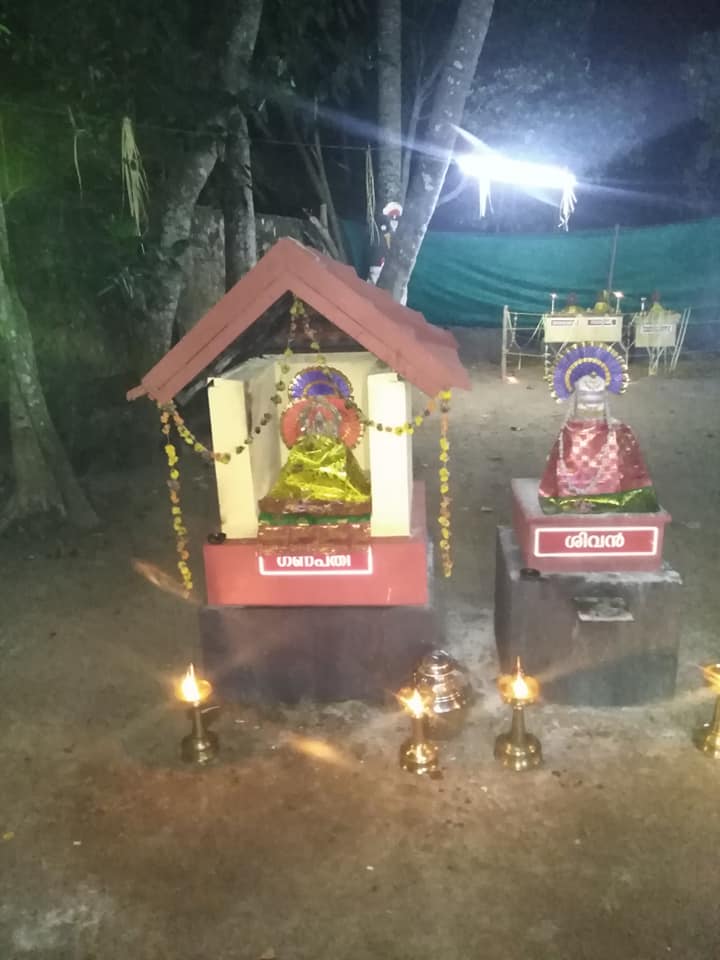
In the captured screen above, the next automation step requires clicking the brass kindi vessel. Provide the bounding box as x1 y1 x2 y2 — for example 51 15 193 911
414 649 473 739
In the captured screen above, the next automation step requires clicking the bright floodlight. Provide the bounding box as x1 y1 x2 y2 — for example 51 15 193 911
455 144 577 229
456 152 576 193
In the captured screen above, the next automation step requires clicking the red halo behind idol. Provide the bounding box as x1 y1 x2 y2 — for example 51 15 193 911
281 397 363 449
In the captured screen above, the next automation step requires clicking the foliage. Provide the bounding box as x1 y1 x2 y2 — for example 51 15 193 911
120 118 149 238
681 30 720 205
257 0 372 111
457 0 654 230
250 0 373 218
1 0 221 126
683 31 720 122
465 61 652 178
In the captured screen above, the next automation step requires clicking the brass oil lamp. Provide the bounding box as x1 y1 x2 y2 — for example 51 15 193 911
398 687 439 776
494 657 542 772
694 663 720 759
414 650 473 739
178 664 219 765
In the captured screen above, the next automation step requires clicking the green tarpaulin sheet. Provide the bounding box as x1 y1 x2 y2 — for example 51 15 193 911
344 218 720 328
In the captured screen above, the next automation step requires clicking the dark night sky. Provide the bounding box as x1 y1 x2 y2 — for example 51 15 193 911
433 0 720 230
587 0 720 226
591 0 720 56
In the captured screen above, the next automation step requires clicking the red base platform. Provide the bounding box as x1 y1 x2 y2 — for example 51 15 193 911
204 483 431 606
512 478 671 574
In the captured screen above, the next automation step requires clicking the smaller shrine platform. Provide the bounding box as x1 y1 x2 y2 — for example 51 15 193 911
512 478 671 574
495 527 682 707
204 484 430 607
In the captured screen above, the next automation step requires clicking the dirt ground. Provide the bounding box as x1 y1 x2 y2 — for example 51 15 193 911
1 333 720 960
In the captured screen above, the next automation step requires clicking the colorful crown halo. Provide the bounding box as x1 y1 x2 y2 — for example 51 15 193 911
289 366 352 401
550 342 628 401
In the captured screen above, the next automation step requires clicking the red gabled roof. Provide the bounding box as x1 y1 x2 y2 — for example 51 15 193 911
127 238 470 403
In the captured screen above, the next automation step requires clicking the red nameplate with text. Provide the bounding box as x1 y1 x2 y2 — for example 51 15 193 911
534 526 658 558
258 549 373 576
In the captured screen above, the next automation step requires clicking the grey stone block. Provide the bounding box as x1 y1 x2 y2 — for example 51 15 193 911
494 527 682 706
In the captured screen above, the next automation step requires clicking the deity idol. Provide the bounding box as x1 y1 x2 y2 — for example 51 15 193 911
538 343 658 514
257 367 371 547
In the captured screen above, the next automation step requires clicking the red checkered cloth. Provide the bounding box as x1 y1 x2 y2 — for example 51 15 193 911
539 419 653 499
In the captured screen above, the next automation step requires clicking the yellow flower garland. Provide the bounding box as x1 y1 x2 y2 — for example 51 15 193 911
438 391 452 578
160 409 193 596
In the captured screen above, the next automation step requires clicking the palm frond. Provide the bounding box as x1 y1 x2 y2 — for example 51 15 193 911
365 146 380 246
120 116 149 238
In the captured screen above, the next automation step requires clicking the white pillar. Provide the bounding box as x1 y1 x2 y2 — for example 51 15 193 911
207 377 257 539
367 372 413 537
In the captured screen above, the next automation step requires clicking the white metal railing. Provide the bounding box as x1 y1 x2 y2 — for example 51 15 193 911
500 304 695 381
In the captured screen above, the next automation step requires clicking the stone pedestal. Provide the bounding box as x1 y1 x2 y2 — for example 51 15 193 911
203 483 431 607
494 527 682 706
512 479 671 574
199 604 439 704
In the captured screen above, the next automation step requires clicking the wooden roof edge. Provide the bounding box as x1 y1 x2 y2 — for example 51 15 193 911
442 360 472 392
298 276 460 396
135 245 288 397
126 332 471 402
152 278 292 403
310 248 463 356
289 265 469 394
125 245 291 403
125 236 470 401
285 274 443 396
127 383 147 402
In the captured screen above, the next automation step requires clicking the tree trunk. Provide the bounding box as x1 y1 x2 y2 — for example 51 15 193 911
401 56 443 204
7 372 61 520
378 0 495 304
224 109 257 287
401 80 423 205
0 198 98 531
221 0 265 286
137 0 264 372
377 0 403 210
137 139 219 372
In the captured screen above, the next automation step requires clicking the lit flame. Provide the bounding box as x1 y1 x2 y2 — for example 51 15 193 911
179 663 209 704
401 688 427 719
511 657 530 702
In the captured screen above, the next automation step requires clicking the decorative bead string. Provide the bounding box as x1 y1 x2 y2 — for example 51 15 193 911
156 296 455 591
356 397 436 435
438 390 452 578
